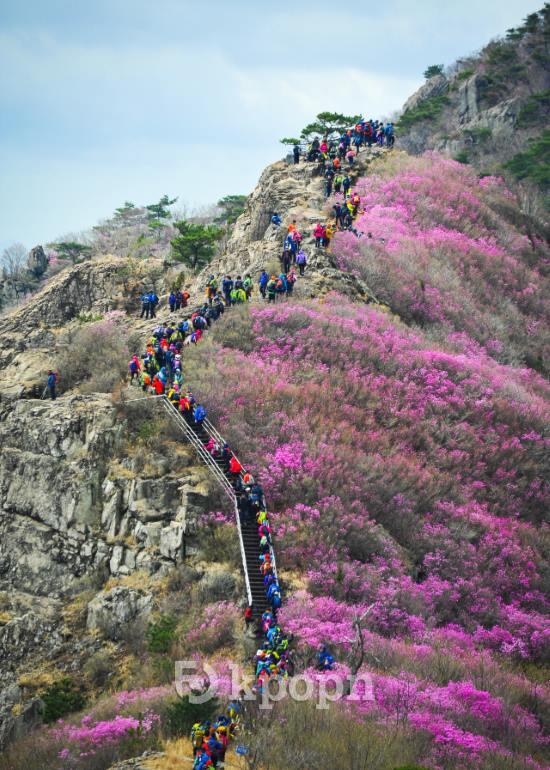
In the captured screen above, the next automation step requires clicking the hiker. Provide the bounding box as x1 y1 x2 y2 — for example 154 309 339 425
266 275 277 302
222 275 233 306
128 355 141 382
275 274 287 299
293 144 300 164
271 213 282 226
231 285 247 304
296 250 307 276
317 644 334 671
243 274 253 299
139 292 150 319
385 122 395 147
148 291 159 319
282 248 292 274
169 291 176 313
313 222 324 248
191 723 207 757
259 270 269 299
245 605 253 628
343 175 351 196
286 269 296 295
206 275 218 305
325 168 334 197
194 403 207 424
229 454 242 483
47 370 57 400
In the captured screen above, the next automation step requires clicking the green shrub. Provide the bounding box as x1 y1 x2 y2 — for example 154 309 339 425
164 695 220 737
504 130 550 190
40 677 86 723
423 64 444 79
456 68 474 81
398 94 450 131
454 150 470 164
517 91 550 128
147 615 178 653
464 127 492 142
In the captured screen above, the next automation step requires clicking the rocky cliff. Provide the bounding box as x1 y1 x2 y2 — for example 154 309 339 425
195 148 387 303
0 255 232 745
397 9 549 187
0 387 219 745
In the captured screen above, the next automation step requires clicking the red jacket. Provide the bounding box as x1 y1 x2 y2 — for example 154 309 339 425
229 457 242 474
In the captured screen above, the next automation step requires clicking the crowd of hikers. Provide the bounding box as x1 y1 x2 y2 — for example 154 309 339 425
270 185 364 269
130 275 334 767
291 118 395 169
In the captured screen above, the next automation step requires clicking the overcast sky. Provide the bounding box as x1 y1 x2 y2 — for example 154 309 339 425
0 0 542 250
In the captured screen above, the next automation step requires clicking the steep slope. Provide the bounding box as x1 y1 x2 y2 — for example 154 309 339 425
1 139 549 769
397 6 549 193
195 149 386 303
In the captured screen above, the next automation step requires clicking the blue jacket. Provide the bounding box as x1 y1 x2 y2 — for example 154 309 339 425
194 405 206 422
47 373 56 388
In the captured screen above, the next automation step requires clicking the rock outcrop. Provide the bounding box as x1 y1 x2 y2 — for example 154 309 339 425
195 149 386 303
0 391 213 745
86 587 154 640
0 256 172 397
397 20 549 176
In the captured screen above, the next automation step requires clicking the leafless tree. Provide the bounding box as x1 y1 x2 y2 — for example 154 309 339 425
1 242 28 281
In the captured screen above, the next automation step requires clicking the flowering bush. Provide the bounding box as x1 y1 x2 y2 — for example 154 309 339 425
181 277 549 768
186 601 240 653
330 153 550 375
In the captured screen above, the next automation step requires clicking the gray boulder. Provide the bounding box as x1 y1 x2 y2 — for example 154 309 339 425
86 587 153 640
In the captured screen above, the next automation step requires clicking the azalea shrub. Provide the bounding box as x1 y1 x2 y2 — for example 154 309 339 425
181 289 549 769
329 153 550 375
186 600 240 653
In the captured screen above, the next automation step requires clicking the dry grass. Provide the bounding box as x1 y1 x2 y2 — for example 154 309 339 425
61 589 96 630
103 570 168 596
144 740 247 770
17 668 58 693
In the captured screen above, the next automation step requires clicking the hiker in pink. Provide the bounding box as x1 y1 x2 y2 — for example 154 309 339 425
313 223 325 248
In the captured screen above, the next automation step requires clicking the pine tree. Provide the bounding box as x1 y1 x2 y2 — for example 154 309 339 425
170 220 223 271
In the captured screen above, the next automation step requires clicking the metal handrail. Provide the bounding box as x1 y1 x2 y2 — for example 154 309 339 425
203 417 246 471
160 397 253 606
232 500 253 607
160 399 234 499
202 417 278 581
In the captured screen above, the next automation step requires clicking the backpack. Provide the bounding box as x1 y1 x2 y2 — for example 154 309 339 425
191 724 205 747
